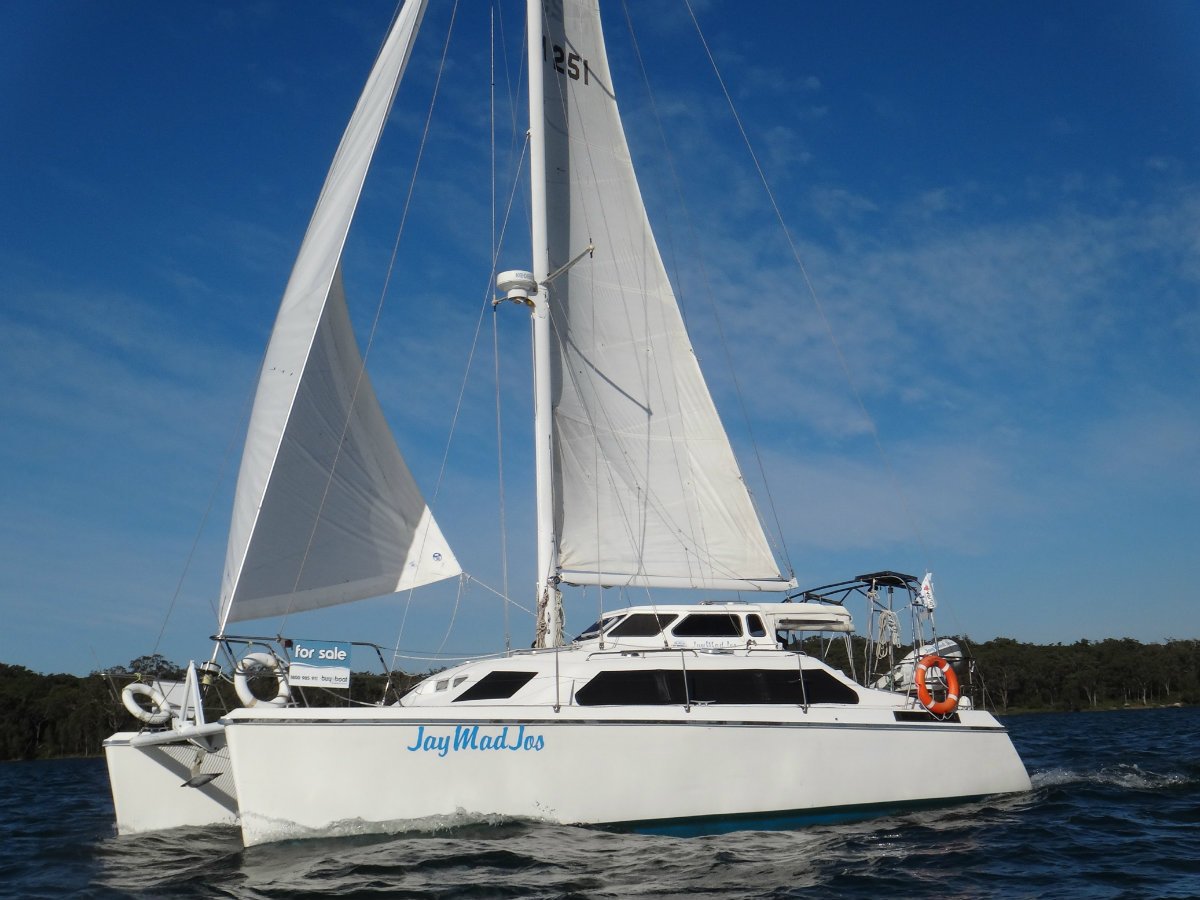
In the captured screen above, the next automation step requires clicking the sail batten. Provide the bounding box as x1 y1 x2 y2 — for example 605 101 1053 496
543 0 790 592
219 0 459 629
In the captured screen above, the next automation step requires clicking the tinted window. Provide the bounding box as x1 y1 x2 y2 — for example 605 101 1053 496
453 670 536 702
671 613 743 637
797 670 859 704
747 615 767 638
571 619 628 643
608 613 677 637
575 668 859 706
894 710 961 724
573 619 605 641
575 669 686 705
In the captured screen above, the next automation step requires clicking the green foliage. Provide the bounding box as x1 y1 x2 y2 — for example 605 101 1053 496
0 663 125 760
125 654 185 680
968 637 1200 713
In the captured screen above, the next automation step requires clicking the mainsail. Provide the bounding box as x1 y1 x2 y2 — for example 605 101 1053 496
219 0 459 628
541 0 791 591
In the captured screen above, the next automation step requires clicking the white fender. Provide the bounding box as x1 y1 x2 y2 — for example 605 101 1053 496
121 682 172 725
234 652 291 708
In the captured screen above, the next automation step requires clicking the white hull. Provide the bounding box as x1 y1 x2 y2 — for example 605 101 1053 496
104 732 238 834
224 704 1030 846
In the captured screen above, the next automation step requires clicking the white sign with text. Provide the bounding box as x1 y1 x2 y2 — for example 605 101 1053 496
288 639 352 689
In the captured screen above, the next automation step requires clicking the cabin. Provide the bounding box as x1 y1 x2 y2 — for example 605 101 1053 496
401 601 866 709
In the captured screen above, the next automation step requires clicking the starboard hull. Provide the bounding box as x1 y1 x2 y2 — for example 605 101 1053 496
223 705 1030 846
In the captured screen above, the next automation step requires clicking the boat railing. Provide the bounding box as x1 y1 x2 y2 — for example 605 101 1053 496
583 647 702 661
211 633 421 709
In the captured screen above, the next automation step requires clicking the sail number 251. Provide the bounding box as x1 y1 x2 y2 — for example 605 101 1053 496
543 36 591 85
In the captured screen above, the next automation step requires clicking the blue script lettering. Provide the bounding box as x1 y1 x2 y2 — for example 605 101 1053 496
405 725 426 752
454 724 479 750
406 723 545 757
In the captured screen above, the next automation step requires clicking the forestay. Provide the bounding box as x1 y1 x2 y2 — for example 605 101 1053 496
542 0 791 591
218 0 458 628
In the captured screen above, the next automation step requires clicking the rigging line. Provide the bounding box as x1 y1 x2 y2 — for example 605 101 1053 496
408 133 529 664
494 308 512 651
683 0 929 567
154 373 258 654
494 0 523 160
625 0 792 579
435 574 469 656
391 647 508 663
463 574 534 616
278 0 462 638
492 3 512 653
424 137 528 517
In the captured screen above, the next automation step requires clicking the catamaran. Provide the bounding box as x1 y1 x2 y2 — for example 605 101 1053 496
105 0 1030 845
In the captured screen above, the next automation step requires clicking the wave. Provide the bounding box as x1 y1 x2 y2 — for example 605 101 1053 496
240 807 539 847
1031 763 1194 792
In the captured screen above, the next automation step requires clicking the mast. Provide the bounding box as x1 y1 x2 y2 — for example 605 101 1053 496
527 0 562 647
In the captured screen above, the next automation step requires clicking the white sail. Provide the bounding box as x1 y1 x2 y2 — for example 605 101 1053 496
541 0 791 591
219 0 459 628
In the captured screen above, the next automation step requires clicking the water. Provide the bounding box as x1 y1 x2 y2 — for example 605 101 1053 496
2 707 1197 899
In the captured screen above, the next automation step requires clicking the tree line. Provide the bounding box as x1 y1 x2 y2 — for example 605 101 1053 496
1 638 1197 761
968 637 1200 713
0 654 423 762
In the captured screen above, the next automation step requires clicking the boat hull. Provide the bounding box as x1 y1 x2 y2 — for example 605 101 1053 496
223 705 1030 846
104 732 238 834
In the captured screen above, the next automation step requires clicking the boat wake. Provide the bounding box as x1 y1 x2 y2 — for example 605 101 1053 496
1031 763 1194 792
243 808 539 847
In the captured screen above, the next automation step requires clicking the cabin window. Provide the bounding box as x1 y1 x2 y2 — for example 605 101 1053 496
573 614 626 642
575 670 686 705
671 613 743 638
746 615 767 638
575 668 859 706
453 670 536 702
607 613 677 638
435 679 449 692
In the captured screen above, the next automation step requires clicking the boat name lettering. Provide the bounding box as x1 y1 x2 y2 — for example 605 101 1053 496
542 36 591 85
405 724 545 758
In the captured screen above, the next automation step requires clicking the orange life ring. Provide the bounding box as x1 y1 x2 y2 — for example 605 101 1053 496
915 654 960 715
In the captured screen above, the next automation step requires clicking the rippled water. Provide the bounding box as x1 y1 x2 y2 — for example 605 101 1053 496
2 707 1197 899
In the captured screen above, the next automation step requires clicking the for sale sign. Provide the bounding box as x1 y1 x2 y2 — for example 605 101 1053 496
288 639 352 689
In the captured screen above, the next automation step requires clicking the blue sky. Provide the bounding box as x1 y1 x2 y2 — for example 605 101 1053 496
3 1 1198 676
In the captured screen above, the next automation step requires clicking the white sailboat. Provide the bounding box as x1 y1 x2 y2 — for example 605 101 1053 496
106 0 1030 844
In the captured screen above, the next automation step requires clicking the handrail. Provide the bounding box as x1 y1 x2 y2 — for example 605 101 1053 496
129 722 225 748
681 649 691 712
584 647 702 661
